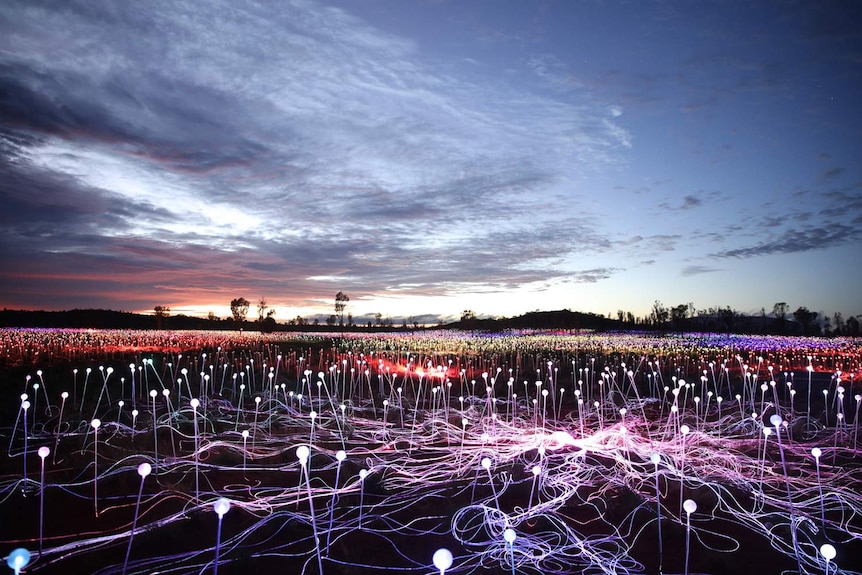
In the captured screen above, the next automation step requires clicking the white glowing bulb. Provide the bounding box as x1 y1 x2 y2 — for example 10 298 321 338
296 445 310 461
432 548 453 572
213 497 231 518
683 499 697 514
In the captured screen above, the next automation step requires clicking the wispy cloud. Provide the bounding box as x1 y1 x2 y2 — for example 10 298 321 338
681 265 721 277
710 224 860 258
822 167 845 180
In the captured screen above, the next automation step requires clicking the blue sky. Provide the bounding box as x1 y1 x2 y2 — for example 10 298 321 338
1 0 860 323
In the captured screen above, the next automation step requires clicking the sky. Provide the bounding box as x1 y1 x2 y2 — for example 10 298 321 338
1 0 861 325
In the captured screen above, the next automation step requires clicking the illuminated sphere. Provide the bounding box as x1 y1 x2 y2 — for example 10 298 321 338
683 499 697 514
91 418 101 429
503 528 516 544
296 445 310 461
359 469 368 480
820 543 836 561
190 398 199 409
213 497 231 518
769 414 782 427
6 548 30 570
481 457 492 470
138 462 152 477
812 447 822 459
432 548 453 571
241 430 249 439
336 450 347 462
37 446 50 459
649 453 661 465
680 424 690 435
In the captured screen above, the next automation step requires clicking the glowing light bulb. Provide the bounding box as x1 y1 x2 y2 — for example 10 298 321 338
336 450 346 462
213 497 231 518
432 548 453 573
6 548 30 571
138 462 152 477
683 499 697 514
296 445 310 462
812 447 822 459
503 528 516 544
38 446 49 459
820 543 836 561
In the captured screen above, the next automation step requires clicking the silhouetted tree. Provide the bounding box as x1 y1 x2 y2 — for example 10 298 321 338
335 291 349 326
847 316 860 336
230 298 250 324
718 306 737 333
833 312 845 335
773 302 788 333
670 303 690 331
793 306 819 336
154 305 170 329
650 301 669 327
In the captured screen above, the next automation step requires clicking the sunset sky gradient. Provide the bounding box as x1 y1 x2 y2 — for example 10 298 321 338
1 1 860 323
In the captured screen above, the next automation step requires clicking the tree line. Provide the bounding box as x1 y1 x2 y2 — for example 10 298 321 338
149 295 859 336
612 300 861 336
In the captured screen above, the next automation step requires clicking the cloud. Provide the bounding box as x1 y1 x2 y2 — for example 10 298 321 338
681 265 721 277
656 190 721 212
710 224 861 258
822 167 845 180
